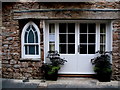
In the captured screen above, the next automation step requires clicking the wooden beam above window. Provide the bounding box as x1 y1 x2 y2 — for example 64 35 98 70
13 9 120 20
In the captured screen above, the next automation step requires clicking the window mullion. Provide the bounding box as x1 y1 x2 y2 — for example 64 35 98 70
66 23 68 54
87 24 88 54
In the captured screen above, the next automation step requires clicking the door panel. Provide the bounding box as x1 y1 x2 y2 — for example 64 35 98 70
59 55 77 74
77 55 95 74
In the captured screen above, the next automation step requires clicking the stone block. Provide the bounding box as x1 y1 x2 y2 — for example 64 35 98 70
2 60 9 64
10 60 17 64
20 68 27 72
14 65 20 68
21 62 28 68
27 68 33 73
13 72 22 78
7 37 13 41
7 68 13 72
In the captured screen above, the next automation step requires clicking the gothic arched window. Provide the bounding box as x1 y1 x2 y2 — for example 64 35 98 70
21 21 40 59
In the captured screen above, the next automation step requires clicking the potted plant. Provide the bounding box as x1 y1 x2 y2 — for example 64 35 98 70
91 51 112 82
43 51 67 81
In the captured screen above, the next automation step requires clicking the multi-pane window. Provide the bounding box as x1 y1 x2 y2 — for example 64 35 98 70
100 24 106 52
49 24 55 51
79 23 96 54
47 22 107 55
22 22 40 58
59 23 75 54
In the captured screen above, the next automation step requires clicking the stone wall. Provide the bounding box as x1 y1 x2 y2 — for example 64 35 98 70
0 1 2 77
112 20 120 80
2 2 120 80
2 3 43 79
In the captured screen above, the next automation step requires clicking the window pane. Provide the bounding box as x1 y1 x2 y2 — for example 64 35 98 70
88 23 96 33
32 25 36 31
36 45 39 55
80 34 87 43
59 44 66 54
59 34 66 43
88 45 95 54
49 34 55 42
88 34 95 43
59 23 66 33
25 45 28 54
49 24 55 33
25 32 28 43
49 43 55 51
100 34 106 43
68 44 75 54
80 45 87 54
26 26 30 31
100 24 106 33
100 45 105 52
80 23 87 33
68 23 75 33
29 45 35 54
68 34 75 43
28 30 34 43
35 32 38 43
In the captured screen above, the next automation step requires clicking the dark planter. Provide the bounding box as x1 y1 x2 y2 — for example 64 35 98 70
44 70 58 81
96 72 112 82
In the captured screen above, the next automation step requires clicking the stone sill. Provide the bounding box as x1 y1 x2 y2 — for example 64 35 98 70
19 58 41 62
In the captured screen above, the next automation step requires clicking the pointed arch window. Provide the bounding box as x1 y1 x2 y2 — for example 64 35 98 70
21 21 40 59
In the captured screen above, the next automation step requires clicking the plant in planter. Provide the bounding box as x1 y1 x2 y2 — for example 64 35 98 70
91 51 112 82
43 51 67 81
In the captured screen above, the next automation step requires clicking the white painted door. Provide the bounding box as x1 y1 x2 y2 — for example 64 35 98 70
44 20 112 74
59 23 96 74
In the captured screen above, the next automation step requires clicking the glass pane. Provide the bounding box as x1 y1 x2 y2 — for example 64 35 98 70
49 43 55 51
25 32 28 43
80 23 87 33
68 44 75 54
88 34 95 43
100 45 105 52
49 24 55 33
80 34 87 43
88 23 96 33
100 24 106 33
59 23 66 33
36 45 39 55
88 45 95 54
68 23 75 33
29 45 35 54
25 45 28 54
59 34 66 43
100 34 106 43
49 34 55 42
32 25 36 31
28 30 34 43
80 44 87 54
68 34 75 43
59 44 66 54
35 32 38 43
26 26 30 31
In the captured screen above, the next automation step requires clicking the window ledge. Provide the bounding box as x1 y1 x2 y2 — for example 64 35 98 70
19 58 41 62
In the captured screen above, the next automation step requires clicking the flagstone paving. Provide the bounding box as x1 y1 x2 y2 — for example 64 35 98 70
2 77 119 88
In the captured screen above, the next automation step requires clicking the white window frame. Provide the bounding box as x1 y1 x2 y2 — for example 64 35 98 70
44 20 112 62
21 21 41 59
